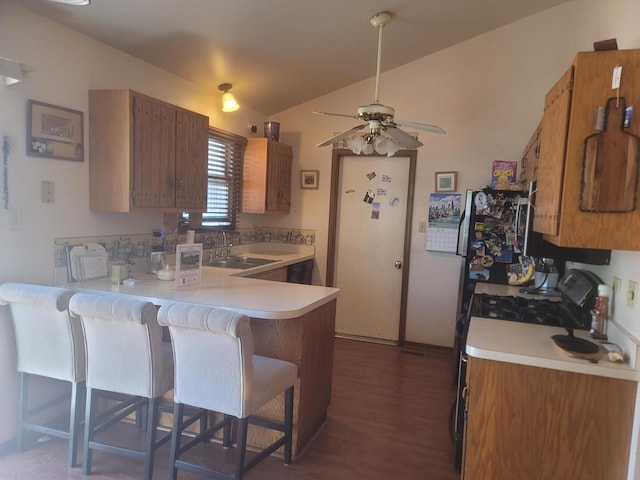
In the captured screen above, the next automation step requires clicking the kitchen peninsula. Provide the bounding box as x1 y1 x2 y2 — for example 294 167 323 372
63 250 339 457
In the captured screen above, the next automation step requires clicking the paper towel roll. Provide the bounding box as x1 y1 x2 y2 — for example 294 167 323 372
186 230 195 244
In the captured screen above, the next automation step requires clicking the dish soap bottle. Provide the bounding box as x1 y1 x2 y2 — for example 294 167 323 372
591 284 610 340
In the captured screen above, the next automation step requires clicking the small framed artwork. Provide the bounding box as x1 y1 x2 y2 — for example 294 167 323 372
27 99 84 162
300 170 319 189
435 171 458 192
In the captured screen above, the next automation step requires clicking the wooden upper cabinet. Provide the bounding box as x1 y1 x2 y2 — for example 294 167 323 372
89 89 208 213
242 138 292 214
535 66 573 237
520 120 542 183
533 49 640 250
175 110 208 210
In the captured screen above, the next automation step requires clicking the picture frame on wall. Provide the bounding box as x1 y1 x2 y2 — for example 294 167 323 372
27 99 84 162
300 170 319 189
435 171 457 192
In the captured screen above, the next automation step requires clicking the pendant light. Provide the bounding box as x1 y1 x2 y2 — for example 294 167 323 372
218 83 239 112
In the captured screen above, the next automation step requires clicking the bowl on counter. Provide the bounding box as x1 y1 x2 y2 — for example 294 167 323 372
156 267 175 281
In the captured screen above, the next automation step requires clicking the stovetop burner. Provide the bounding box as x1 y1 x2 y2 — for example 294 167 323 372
471 293 588 329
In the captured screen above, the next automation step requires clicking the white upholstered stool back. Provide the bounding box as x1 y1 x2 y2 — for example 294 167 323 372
0 282 83 382
69 292 171 397
0 282 83 467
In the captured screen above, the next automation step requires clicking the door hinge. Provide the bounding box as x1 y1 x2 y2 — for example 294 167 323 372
132 97 137 116
132 190 136 199
554 213 560 225
567 78 574 92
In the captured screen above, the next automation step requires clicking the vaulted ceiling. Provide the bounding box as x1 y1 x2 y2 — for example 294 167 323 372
16 0 571 115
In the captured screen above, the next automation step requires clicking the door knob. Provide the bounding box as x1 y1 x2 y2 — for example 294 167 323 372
395 261 402 269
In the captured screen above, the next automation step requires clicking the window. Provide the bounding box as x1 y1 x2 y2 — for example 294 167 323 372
201 126 247 229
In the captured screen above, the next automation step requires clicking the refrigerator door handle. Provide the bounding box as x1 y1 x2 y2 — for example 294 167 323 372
521 181 536 256
457 190 473 256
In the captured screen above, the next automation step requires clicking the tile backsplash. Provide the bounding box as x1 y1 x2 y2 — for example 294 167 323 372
54 226 315 284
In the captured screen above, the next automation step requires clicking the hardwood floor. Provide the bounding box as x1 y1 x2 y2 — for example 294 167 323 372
0 338 460 479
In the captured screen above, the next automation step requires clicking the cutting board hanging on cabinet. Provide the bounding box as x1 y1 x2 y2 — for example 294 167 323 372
580 97 640 212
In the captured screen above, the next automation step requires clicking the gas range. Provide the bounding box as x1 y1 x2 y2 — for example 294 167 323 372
471 293 589 330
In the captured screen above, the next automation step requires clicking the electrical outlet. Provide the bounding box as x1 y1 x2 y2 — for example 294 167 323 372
613 276 622 294
418 221 426 233
627 280 639 309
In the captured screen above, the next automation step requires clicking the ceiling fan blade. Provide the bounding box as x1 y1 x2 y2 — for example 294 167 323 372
313 111 360 120
317 124 367 147
394 119 446 135
384 126 424 149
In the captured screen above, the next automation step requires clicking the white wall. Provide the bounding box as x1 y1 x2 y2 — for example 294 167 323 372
271 0 640 347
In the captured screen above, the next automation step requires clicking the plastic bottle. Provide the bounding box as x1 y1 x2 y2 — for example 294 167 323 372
591 284 610 338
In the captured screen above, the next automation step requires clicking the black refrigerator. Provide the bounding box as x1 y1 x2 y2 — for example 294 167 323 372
455 188 528 317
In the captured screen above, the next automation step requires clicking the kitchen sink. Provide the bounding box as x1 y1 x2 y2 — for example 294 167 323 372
205 256 280 270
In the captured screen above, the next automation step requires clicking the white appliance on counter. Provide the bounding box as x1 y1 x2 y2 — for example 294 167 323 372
66 244 109 282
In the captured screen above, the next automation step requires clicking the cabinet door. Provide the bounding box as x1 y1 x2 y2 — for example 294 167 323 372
175 110 208 211
521 121 541 183
265 141 292 213
464 357 635 480
534 67 573 236
133 96 176 208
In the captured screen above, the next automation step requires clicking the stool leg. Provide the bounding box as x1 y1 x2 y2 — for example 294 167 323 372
169 402 184 480
67 381 84 467
17 372 28 453
222 414 232 448
143 397 159 480
82 387 97 476
283 386 294 465
234 418 249 480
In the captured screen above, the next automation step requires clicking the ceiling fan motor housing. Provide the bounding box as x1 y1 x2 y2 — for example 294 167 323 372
357 103 395 122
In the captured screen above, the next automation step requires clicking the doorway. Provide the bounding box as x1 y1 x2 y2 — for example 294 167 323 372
326 149 417 344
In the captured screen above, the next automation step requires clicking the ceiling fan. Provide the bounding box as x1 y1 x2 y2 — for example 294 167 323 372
315 11 445 156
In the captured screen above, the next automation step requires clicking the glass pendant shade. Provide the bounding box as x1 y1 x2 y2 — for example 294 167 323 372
347 134 399 157
221 92 239 112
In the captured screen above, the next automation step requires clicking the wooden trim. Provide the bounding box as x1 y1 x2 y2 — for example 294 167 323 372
325 149 417 345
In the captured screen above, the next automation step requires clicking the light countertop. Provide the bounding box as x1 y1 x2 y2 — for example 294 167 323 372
468 283 640 381
467 317 639 381
62 246 339 320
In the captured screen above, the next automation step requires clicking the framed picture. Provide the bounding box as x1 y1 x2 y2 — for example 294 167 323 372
27 100 84 162
300 170 319 189
435 171 457 192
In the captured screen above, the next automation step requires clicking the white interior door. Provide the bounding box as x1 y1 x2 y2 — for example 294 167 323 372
334 155 410 341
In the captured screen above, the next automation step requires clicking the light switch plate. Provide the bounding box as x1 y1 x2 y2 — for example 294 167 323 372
41 180 54 203
627 280 638 309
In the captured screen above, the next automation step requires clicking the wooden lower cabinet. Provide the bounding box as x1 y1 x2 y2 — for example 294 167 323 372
248 266 288 282
463 357 636 480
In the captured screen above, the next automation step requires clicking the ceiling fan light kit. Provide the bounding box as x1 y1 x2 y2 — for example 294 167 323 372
315 11 445 155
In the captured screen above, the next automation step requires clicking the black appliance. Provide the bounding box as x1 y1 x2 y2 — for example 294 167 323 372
456 189 529 320
450 268 602 472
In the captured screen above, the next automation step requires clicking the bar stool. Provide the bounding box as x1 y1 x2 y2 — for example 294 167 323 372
158 303 298 480
0 282 84 467
69 292 174 480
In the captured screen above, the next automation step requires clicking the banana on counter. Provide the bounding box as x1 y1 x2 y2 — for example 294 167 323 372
507 259 535 286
